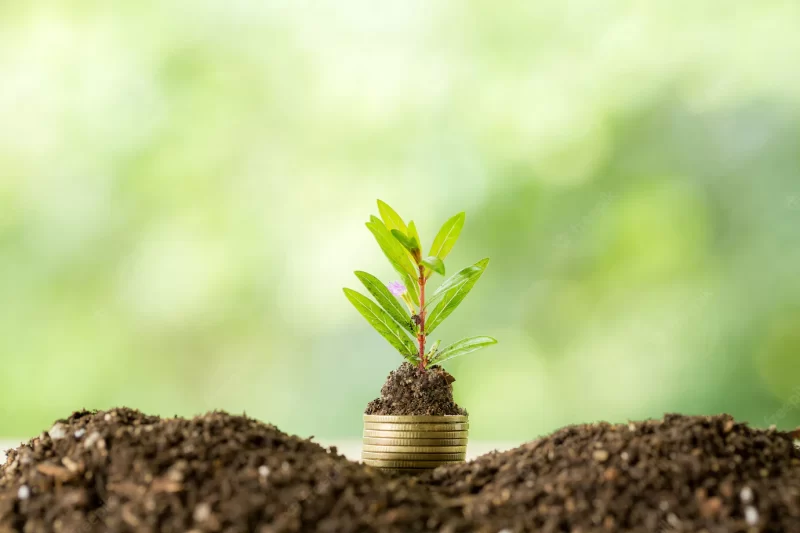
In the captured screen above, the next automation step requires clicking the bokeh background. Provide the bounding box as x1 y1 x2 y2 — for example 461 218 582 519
2 1 799 442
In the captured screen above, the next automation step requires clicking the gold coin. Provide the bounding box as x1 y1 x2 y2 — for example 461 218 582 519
363 422 469 432
363 430 468 439
362 437 468 446
362 451 466 461
380 468 430 475
363 415 468 423
363 459 463 468
362 444 467 454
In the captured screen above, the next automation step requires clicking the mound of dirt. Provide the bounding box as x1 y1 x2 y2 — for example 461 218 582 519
0 408 454 533
424 414 800 532
1 409 798 532
364 362 466 416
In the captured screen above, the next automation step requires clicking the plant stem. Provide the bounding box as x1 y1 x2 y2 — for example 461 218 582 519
417 265 427 371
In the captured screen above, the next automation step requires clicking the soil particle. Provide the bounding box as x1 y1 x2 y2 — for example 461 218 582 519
1 410 799 532
364 362 466 416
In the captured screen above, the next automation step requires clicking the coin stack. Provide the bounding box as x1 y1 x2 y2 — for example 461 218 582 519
362 414 468 473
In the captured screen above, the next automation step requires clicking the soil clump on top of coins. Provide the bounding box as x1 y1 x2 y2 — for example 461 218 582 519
2 408 799 532
364 362 466 416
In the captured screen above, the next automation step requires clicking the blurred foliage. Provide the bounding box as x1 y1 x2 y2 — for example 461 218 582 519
1 1 799 439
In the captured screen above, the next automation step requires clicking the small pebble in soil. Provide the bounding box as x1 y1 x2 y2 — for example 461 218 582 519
193 503 211 522
592 449 609 462
666 513 681 528
83 431 102 448
745 506 759 526
17 485 30 501
47 423 67 440
74 428 86 439
61 457 81 473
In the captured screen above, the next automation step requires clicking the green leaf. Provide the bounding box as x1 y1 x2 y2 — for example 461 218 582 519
391 229 420 257
430 336 497 365
366 218 420 306
343 288 417 358
421 256 445 275
368 217 414 277
407 221 421 251
425 339 441 361
354 271 413 334
377 200 408 234
426 258 489 310
429 212 465 260
425 258 489 333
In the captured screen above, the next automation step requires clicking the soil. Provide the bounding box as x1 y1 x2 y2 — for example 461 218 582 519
1 409 798 533
364 362 467 416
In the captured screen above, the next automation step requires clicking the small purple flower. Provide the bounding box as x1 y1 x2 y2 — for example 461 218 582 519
387 281 407 296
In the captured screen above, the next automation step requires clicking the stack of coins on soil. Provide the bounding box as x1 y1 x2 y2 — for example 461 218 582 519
362 414 468 473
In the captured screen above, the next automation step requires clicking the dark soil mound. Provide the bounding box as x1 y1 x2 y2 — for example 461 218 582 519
0 408 454 533
364 363 466 416
1 409 799 532
424 414 800 532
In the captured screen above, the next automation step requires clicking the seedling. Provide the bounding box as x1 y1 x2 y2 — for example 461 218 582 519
343 200 497 371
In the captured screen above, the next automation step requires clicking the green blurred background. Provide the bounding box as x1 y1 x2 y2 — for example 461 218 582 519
2 1 799 441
